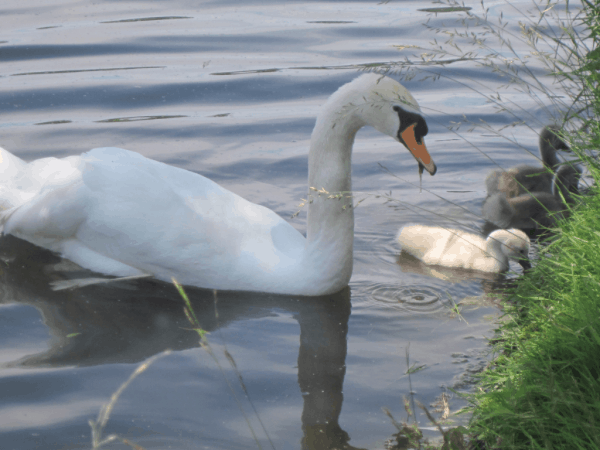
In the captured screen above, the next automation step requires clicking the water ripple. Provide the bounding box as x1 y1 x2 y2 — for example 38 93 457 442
366 282 448 314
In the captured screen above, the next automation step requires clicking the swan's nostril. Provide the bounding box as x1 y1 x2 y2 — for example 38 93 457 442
428 161 437 176
418 161 437 176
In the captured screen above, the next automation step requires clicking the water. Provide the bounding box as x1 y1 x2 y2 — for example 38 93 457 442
0 1 579 449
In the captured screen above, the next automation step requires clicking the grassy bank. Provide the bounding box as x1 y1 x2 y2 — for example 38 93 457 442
466 2 600 447
468 176 600 449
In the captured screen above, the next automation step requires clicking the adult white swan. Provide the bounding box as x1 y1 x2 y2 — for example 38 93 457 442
0 74 437 296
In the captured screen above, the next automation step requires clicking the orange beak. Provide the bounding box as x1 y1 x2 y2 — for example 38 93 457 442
400 124 437 175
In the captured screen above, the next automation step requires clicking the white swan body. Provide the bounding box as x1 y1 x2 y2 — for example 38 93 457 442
482 164 581 230
397 225 530 273
485 125 570 198
0 74 437 296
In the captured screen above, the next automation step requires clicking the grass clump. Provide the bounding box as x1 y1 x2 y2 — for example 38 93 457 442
468 187 600 449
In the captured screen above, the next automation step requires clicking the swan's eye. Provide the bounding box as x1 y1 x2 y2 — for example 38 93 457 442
415 117 428 139
393 106 428 140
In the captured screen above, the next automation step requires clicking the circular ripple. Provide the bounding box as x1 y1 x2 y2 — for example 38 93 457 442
367 283 447 314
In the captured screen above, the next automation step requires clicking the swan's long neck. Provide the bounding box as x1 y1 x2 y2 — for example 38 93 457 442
486 236 509 271
539 139 560 170
303 95 367 292
552 166 579 203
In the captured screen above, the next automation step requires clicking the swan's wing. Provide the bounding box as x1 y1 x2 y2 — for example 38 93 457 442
3 147 306 288
77 148 306 287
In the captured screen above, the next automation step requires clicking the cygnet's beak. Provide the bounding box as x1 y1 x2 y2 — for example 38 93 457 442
519 258 532 271
400 124 437 176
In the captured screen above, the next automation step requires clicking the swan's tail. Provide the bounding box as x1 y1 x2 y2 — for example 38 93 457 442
482 193 515 229
0 147 29 234
0 147 28 212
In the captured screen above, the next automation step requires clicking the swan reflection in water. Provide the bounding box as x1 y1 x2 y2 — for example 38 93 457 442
396 247 521 301
0 236 366 450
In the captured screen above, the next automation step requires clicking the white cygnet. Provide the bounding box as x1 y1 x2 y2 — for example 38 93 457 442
397 225 530 273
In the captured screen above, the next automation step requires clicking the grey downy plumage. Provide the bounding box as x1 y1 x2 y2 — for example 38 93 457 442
482 163 582 230
485 125 571 198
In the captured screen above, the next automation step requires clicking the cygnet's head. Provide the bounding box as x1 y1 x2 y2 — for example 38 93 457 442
541 125 570 152
489 228 531 270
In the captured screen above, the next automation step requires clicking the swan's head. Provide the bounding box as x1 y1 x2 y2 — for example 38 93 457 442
392 105 436 176
490 228 531 270
541 125 570 153
360 74 436 176
325 74 437 175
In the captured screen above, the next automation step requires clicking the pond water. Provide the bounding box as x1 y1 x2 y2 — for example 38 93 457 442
0 1 581 449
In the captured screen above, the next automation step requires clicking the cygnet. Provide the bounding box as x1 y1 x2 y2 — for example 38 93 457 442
485 125 570 198
397 225 530 272
482 164 582 230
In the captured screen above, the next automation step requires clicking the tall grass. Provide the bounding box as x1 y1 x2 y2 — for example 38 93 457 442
90 351 172 449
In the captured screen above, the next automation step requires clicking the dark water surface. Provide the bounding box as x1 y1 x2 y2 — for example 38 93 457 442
0 1 578 449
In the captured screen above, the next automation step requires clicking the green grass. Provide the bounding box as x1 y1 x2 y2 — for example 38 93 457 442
468 182 600 449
